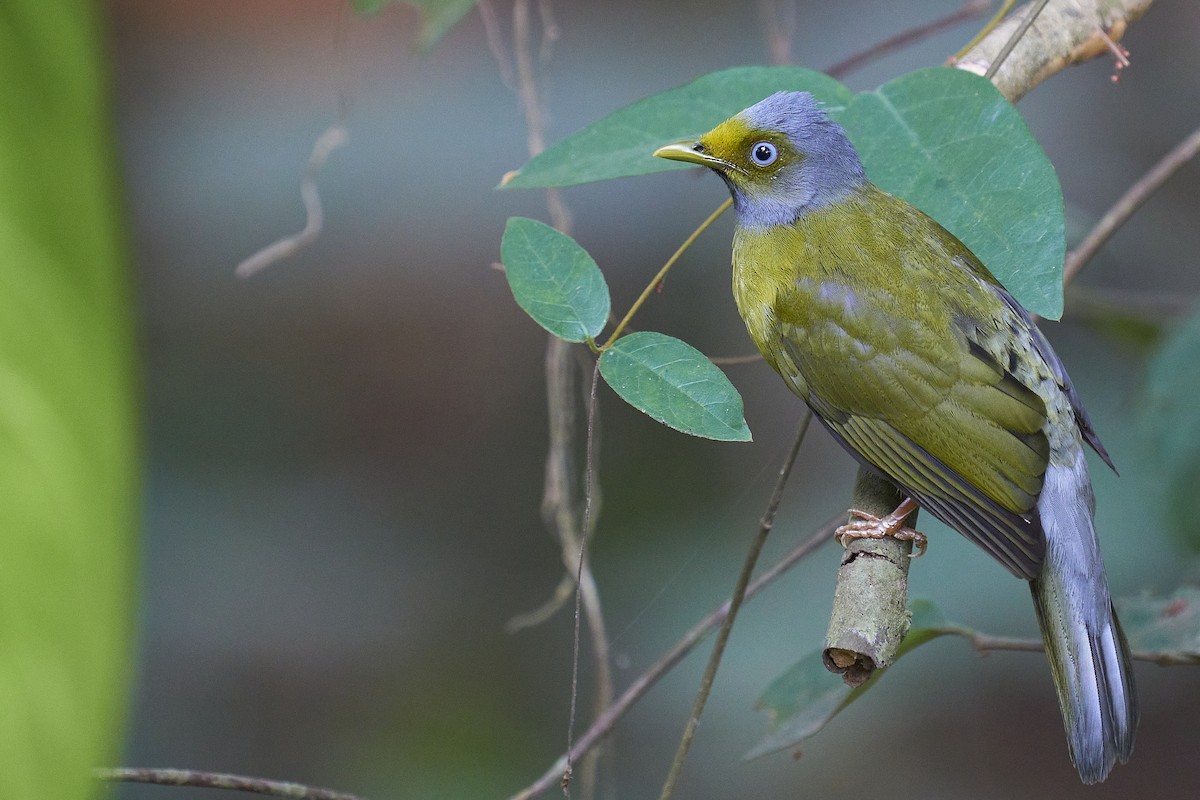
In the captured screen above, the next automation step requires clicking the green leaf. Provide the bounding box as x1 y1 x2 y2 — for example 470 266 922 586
502 66 852 189
352 0 476 51
504 66 1062 318
838 67 1065 319
599 332 751 441
1140 312 1200 551
0 3 138 799
748 600 968 759
1118 588 1200 658
501 217 610 343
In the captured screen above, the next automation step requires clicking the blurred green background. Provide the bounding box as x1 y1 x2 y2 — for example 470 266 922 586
95 1 1200 798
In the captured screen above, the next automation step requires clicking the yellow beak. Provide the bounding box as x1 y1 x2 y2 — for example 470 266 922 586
653 139 724 169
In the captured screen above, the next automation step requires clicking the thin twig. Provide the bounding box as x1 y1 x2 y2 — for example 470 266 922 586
511 512 840 800
95 768 366 800
1064 123 1200 285
513 0 570 232
657 412 813 800
983 0 1050 80
601 199 732 350
758 0 797 66
951 0 1015 64
477 0 515 89
235 124 348 278
825 0 991 79
965 632 1200 666
563 361 602 796
508 2 606 797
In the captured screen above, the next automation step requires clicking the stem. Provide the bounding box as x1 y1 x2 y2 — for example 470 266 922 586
965 632 1200 667
657 412 812 800
825 0 991 79
512 481 837 800
235 124 348 279
951 0 1014 63
509 2 606 797
1064 123 1200 285
95 768 366 800
984 0 1049 79
600 199 732 350
563 361 603 796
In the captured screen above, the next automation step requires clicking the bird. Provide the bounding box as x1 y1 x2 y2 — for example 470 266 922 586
654 91 1136 784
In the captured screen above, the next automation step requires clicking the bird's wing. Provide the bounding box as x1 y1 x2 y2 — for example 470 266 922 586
772 279 1051 579
993 285 1116 473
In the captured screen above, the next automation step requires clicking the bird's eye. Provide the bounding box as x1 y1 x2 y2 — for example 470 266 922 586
750 142 778 166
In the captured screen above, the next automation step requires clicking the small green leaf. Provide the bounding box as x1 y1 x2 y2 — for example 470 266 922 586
748 600 968 759
837 67 1065 319
1118 588 1200 658
501 217 610 343
599 332 751 441
1139 311 1200 551
503 66 852 189
352 0 476 51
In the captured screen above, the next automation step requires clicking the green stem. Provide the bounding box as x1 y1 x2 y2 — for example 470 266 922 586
952 0 1014 62
600 198 732 351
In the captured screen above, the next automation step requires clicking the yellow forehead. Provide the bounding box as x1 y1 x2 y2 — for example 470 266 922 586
700 115 787 162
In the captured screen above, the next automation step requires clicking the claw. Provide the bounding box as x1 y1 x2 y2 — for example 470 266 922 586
834 498 927 557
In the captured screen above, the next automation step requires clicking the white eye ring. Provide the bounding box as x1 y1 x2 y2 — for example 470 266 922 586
750 141 778 166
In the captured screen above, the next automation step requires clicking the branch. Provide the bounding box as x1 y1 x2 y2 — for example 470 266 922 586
95 768 366 800
510 510 841 800
964 632 1200 667
822 470 917 688
235 124 348 279
506 3 608 797
657 413 812 800
825 0 991 79
1064 123 1200 284
955 0 1154 102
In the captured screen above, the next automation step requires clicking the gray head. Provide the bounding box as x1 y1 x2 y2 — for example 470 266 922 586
653 91 866 227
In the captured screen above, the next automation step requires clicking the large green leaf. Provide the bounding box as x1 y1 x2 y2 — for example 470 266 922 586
748 600 967 759
839 68 1065 319
1140 311 1200 551
0 4 138 799
598 332 751 441
503 66 1063 318
502 67 852 189
501 217 611 343
351 0 476 51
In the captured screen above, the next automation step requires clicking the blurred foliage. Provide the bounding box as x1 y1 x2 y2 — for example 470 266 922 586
1140 308 1200 551
350 0 478 51
753 589 1200 759
1121 587 1200 657
749 600 964 759
0 3 138 799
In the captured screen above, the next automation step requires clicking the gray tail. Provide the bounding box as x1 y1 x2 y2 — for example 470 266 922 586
1032 522 1132 786
1031 450 1137 783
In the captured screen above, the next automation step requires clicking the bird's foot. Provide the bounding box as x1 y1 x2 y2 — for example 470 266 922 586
834 499 927 557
